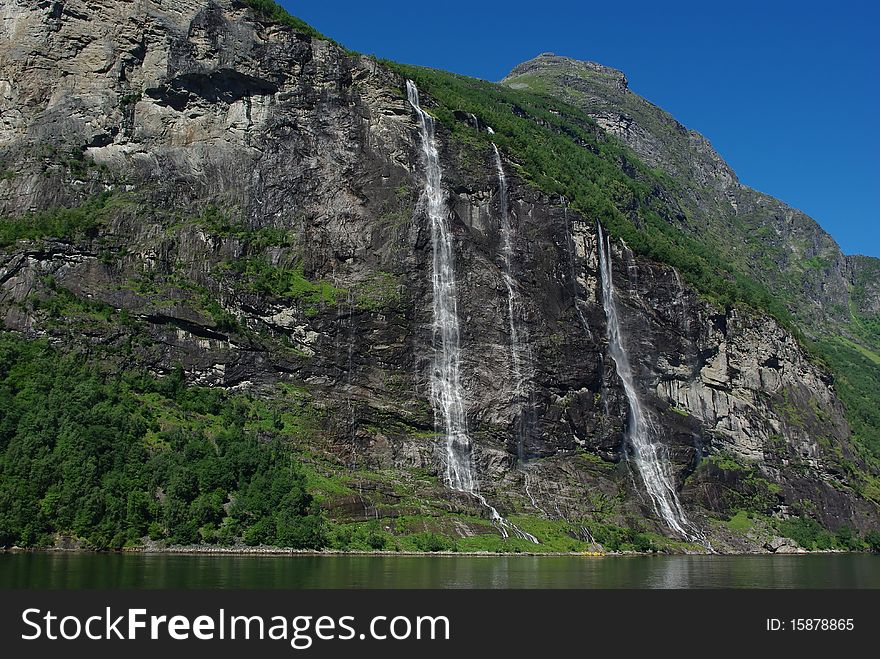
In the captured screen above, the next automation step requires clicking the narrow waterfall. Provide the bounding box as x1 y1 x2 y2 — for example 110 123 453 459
492 144 532 459
493 144 523 403
524 470 547 517
406 80 473 492
407 81 538 544
596 222 694 540
333 282 358 470
346 291 357 468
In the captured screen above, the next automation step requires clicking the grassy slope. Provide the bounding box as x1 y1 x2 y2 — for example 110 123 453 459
236 0 326 39
503 61 850 331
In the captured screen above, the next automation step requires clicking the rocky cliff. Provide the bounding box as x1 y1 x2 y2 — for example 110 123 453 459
0 0 877 552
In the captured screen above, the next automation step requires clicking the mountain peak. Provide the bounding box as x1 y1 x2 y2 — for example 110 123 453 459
502 53 628 92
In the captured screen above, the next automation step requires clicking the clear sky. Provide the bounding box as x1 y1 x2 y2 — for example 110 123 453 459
283 0 879 257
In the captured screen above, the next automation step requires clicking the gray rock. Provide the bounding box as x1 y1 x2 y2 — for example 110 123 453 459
765 536 803 554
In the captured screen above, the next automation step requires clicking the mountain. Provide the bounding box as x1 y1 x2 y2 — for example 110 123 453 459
503 53 880 336
500 51 880 469
0 0 877 553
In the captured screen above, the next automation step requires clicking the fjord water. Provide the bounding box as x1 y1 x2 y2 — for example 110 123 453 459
407 82 536 544
596 224 695 540
2 553 878 589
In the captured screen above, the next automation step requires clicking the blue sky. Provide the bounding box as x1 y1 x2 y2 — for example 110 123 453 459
284 0 879 257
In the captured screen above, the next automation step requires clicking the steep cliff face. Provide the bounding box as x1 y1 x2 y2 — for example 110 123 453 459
503 54 872 333
0 1 877 551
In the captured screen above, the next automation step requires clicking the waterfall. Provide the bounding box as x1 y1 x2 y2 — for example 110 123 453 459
524 470 547 517
334 280 358 470
406 80 473 492
407 81 538 544
493 144 523 403
492 144 532 459
596 222 695 540
346 291 357 467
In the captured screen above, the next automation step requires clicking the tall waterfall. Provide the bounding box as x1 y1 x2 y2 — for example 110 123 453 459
492 144 531 458
406 80 473 492
407 81 537 544
596 222 694 540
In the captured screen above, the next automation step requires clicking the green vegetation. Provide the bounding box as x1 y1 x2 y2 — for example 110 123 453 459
387 63 795 328
355 272 401 312
804 256 830 270
187 208 341 316
724 510 755 533
31 276 118 323
689 454 782 514
576 450 616 473
716 509 879 551
770 389 807 429
5 324 870 554
230 257 342 314
0 333 324 549
0 192 122 247
774 517 860 551
849 259 880 347
195 206 298 250
238 1 327 39
815 338 880 461
387 63 880 478
323 513 695 554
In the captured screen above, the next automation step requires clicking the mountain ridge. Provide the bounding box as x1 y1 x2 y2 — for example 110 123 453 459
502 52 875 329
503 50 874 261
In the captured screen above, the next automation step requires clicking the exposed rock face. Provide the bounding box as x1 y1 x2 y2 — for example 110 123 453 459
765 536 803 554
0 1 877 549
503 54 877 333
849 255 880 317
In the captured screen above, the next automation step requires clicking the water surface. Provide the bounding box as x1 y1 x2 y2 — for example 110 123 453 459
2 553 878 588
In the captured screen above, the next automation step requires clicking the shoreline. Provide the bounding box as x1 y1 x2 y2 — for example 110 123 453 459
2 546 870 557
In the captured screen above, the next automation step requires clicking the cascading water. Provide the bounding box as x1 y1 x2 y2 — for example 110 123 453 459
333 280 358 470
524 470 547 517
406 80 473 492
346 291 357 467
407 81 537 544
492 144 523 402
596 221 695 540
492 143 534 460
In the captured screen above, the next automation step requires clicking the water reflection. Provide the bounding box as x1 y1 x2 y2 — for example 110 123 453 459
1 553 878 589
